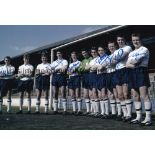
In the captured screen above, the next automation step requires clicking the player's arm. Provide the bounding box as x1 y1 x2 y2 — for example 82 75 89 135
60 60 68 73
74 61 81 72
26 66 34 77
97 56 110 70
0 68 3 79
50 62 56 73
114 47 132 62
35 65 40 76
131 51 148 65
126 60 135 68
85 62 91 71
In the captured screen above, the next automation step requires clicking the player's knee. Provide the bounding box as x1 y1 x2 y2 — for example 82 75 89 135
102 94 107 100
118 93 124 100
84 94 89 99
141 94 149 102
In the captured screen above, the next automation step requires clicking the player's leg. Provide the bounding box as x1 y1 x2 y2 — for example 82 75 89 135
123 84 132 121
140 86 152 126
60 86 67 114
52 86 59 114
98 90 104 117
83 88 91 115
27 91 32 114
76 87 82 115
101 88 109 118
35 89 42 114
108 89 116 118
113 88 121 117
116 85 127 120
69 88 76 114
16 91 24 114
87 88 95 116
6 90 12 113
43 89 49 114
130 89 142 124
114 88 122 120
92 88 100 117
89 90 94 115
0 93 2 114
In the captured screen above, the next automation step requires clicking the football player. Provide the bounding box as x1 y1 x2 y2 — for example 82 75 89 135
97 46 110 119
85 47 99 117
35 53 52 114
68 52 81 115
16 54 34 114
0 56 15 114
107 41 121 118
112 35 133 121
51 51 68 115
127 33 152 126
78 50 92 115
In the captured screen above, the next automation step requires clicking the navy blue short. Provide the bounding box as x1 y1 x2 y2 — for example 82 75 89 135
68 75 81 89
106 72 116 91
130 67 150 89
36 75 50 91
0 79 15 96
97 73 107 90
18 79 34 92
89 72 98 90
114 68 130 86
52 73 67 87
81 72 90 89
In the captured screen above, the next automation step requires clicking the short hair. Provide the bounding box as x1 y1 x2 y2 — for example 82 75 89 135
4 56 11 61
81 49 88 53
98 46 105 50
91 47 97 51
56 51 62 54
23 53 30 59
117 34 125 39
131 33 141 39
71 51 77 55
108 41 116 45
41 52 47 58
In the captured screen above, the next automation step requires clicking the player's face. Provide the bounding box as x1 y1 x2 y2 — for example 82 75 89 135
108 43 116 54
57 52 62 59
91 50 97 58
117 37 125 48
132 36 141 49
82 51 88 58
71 53 77 61
4 58 10 65
98 47 105 56
23 58 29 64
41 56 47 63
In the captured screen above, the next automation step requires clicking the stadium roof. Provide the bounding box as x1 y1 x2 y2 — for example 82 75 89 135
9 25 127 59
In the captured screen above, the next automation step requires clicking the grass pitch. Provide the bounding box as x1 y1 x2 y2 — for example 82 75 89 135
0 106 155 130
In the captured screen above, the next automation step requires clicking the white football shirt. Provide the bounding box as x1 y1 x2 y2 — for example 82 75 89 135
0 65 15 79
114 45 132 70
68 60 81 76
127 46 149 68
36 63 52 74
18 64 34 81
51 59 68 71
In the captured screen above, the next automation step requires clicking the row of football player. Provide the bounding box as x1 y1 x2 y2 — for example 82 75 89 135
0 33 151 126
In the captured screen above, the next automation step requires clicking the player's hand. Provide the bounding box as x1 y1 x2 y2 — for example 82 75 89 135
91 65 98 71
126 62 135 68
35 69 40 75
61 68 67 73
97 65 103 70
85 64 90 70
